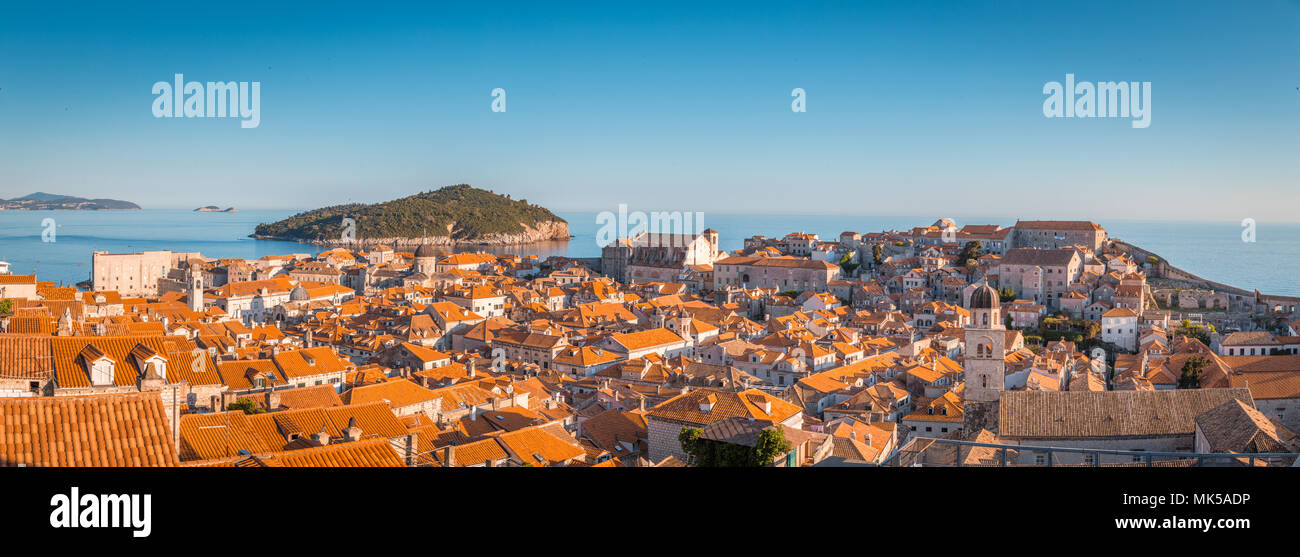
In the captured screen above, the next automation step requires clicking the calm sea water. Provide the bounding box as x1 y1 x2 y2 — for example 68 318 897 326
1 210 1296 296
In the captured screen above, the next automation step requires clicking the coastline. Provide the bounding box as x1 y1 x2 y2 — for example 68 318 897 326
248 218 573 248
247 233 574 248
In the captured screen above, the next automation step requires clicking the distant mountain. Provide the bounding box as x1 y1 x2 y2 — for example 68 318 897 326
13 192 76 202
195 206 237 213
1 192 140 210
252 184 569 246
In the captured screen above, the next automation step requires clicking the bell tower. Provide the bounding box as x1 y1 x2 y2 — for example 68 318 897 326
187 269 204 313
964 282 1005 403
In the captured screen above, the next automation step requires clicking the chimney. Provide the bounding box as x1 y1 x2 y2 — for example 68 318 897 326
470 405 479 421
344 417 362 442
467 358 476 378
312 426 331 446
404 433 418 466
221 391 238 410
442 445 457 467
265 388 281 411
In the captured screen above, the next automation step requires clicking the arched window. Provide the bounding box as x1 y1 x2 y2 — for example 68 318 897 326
981 375 988 388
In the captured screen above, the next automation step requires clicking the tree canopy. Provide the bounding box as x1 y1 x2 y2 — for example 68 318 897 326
227 398 265 415
678 426 792 467
1179 354 1209 389
253 184 566 242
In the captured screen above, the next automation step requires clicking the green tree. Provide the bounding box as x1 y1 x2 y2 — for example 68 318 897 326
998 287 1017 303
959 241 984 264
227 398 264 415
1072 319 1102 340
0 298 12 315
1174 320 1214 345
838 252 860 275
678 427 702 465
871 243 884 266
752 428 792 466
680 426 792 467
1179 355 1208 389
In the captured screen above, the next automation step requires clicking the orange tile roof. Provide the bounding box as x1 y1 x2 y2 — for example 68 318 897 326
0 392 178 467
177 401 408 461
646 388 801 427
497 424 586 466
275 384 345 409
50 336 175 389
0 336 53 380
272 346 354 379
610 328 685 351
449 438 509 466
216 359 285 391
250 438 406 467
341 378 440 409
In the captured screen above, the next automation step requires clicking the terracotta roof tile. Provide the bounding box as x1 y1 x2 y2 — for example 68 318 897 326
0 392 178 467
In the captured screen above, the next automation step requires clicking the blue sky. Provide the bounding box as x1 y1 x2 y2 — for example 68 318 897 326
0 0 1296 220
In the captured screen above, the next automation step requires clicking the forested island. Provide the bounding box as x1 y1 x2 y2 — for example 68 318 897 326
1 192 140 210
251 184 570 246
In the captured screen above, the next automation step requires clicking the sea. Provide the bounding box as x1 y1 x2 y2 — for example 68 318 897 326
0 210 1296 296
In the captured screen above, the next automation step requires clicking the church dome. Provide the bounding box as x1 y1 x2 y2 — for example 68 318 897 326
415 243 438 259
969 283 999 309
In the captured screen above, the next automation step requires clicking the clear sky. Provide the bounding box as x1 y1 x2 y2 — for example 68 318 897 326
0 1 1296 220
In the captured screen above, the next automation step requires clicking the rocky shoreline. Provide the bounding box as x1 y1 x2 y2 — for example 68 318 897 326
250 219 571 248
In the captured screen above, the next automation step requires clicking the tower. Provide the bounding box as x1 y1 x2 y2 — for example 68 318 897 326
187 270 203 313
964 282 1006 403
703 228 719 261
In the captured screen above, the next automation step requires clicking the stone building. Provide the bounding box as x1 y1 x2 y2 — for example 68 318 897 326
712 256 840 292
602 230 719 284
92 250 194 297
997 388 1254 463
997 248 1082 311
1010 220 1107 252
